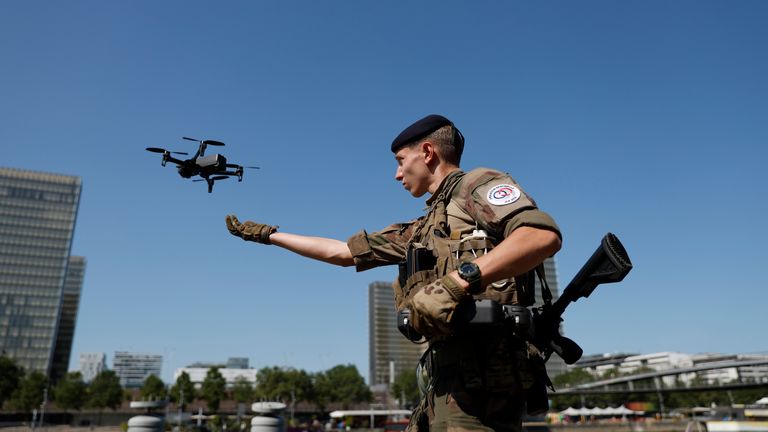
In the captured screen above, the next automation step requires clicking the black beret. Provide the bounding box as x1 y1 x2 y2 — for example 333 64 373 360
391 114 463 153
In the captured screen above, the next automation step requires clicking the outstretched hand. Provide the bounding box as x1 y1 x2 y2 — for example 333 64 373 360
225 215 278 245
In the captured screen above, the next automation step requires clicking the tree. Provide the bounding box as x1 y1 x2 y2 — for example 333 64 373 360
550 368 597 409
254 367 315 405
140 374 166 401
53 372 87 411
88 370 123 411
314 364 371 410
170 371 197 409
391 369 420 409
10 371 48 412
0 355 24 409
201 367 226 412
232 376 254 404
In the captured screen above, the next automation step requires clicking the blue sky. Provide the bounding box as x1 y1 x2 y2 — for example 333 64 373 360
2 1 766 383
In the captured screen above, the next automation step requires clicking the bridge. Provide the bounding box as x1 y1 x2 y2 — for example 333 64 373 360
553 358 768 413
556 358 768 395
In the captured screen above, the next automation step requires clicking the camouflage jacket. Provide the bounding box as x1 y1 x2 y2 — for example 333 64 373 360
347 168 560 309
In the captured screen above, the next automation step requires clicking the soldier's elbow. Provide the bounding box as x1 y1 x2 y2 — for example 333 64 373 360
543 230 562 257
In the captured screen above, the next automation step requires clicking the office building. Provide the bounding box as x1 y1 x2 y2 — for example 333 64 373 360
368 281 427 387
79 352 107 383
0 167 82 376
50 256 86 383
188 357 250 370
174 366 258 388
113 352 163 388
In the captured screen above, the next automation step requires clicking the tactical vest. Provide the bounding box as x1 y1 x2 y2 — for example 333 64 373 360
400 170 538 308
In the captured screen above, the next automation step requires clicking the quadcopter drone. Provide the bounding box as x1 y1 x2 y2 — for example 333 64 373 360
146 137 259 193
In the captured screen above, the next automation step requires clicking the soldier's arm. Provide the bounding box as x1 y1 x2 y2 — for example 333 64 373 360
448 226 561 292
225 215 355 267
269 232 355 267
226 215 410 270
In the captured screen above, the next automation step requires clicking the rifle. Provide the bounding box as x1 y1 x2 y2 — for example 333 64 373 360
532 232 633 365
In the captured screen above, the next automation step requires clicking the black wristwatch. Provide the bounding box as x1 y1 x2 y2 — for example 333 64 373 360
457 261 483 294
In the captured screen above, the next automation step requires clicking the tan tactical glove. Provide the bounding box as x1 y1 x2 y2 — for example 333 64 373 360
407 275 470 338
225 215 278 245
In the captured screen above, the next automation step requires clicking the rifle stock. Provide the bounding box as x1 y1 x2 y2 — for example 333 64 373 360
533 232 633 364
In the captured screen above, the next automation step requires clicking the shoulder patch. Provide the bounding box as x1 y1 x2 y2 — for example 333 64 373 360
486 184 521 206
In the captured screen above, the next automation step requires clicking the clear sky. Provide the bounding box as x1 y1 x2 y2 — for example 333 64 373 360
2 1 766 383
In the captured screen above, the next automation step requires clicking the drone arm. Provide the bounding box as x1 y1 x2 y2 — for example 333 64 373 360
163 155 186 166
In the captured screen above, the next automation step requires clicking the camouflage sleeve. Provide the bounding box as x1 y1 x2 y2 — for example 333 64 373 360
459 168 539 238
346 221 417 272
503 209 562 239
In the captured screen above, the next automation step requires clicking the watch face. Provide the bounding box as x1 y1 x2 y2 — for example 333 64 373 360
459 262 478 277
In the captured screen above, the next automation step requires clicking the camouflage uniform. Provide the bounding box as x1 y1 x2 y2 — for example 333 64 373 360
347 168 560 432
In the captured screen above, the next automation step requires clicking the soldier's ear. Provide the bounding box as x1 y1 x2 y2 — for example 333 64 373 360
420 141 437 164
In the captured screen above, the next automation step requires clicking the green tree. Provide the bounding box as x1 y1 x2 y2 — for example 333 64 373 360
10 371 48 412
201 367 226 412
550 368 597 409
232 376 254 404
170 371 196 409
0 355 24 409
140 374 166 401
254 366 317 408
88 370 123 410
284 368 314 405
391 369 420 409
254 366 287 401
53 372 87 411
314 364 371 410
553 368 595 388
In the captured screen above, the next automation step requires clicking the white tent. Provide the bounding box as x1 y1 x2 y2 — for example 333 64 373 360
560 407 583 416
616 405 645 415
756 397 768 405
560 406 644 417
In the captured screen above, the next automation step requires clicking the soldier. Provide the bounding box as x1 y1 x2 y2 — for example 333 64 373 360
226 114 561 432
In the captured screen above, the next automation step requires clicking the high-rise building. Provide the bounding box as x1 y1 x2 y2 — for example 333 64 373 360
368 281 427 387
0 167 82 376
113 352 163 388
50 256 86 383
79 352 107 383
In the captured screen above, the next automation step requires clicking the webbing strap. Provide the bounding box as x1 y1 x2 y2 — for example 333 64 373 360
535 263 553 306
409 171 465 247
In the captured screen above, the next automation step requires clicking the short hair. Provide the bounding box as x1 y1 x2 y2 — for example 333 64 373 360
407 125 463 165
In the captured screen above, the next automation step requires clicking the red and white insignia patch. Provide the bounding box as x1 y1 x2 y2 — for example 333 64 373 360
486 184 521 206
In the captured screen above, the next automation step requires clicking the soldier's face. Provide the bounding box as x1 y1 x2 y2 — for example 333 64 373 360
394 144 431 197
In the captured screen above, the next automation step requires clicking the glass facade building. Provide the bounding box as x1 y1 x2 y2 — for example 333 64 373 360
0 167 82 375
79 352 107 383
368 281 427 386
51 256 87 383
113 352 163 388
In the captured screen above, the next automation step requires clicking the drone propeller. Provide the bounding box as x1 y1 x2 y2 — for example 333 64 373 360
146 147 188 155
182 137 225 146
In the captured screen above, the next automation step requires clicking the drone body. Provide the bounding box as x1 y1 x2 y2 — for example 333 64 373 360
146 137 259 193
